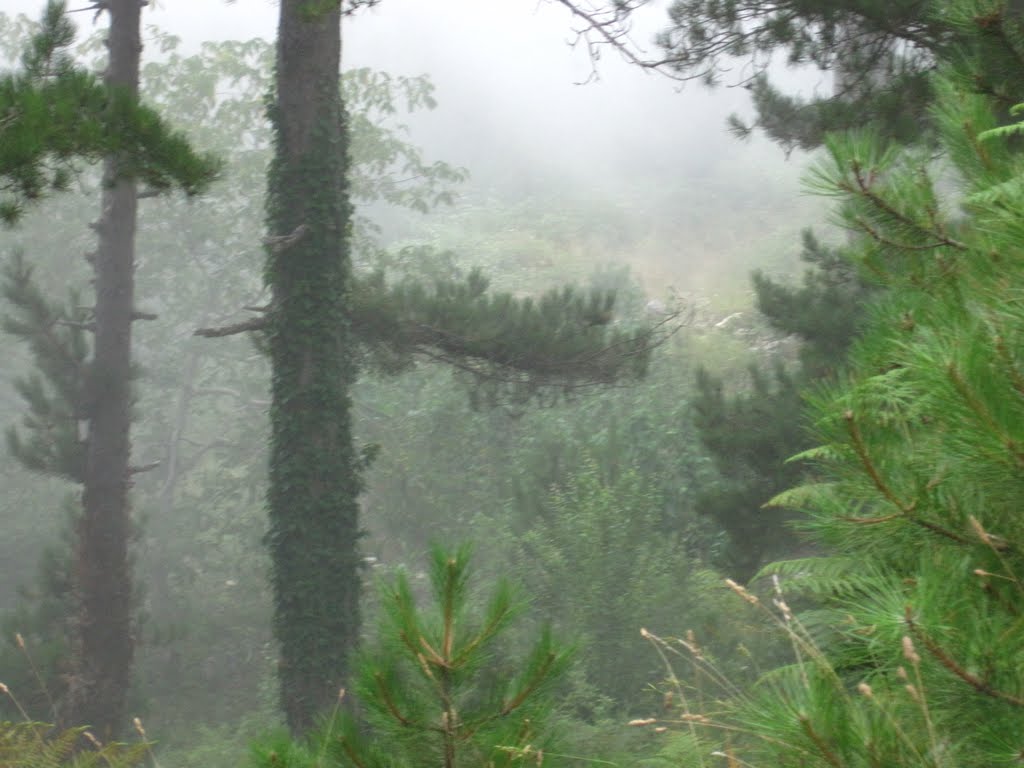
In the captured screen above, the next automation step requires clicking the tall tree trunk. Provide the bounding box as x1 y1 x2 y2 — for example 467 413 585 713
63 0 141 738
267 0 361 734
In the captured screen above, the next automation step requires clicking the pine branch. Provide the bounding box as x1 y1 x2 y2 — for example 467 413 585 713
843 409 915 513
550 0 684 83
500 646 557 717
0 1 220 225
372 671 419 728
843 410 971 544
947 362 1024 467
904 607 1024 707
798 715 844 768
845 159 967 251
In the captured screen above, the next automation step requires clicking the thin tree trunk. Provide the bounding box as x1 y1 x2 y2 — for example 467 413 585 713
63 0 141 738
267 0 361 734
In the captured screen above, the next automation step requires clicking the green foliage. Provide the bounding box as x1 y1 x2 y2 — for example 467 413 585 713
515 459 711 709
693 363 807 580
692 224 871 582
0 721 148 767
638 1 1024 764
264 0 667 730
0 1 219 225
1 252 88 483
345 68 467 215
0 501 75 722
751 231 872 378
352 266 660 404
5 19 661 745
322 545 571 768
356 324 720 569
0 2 789 757
652 0 944 151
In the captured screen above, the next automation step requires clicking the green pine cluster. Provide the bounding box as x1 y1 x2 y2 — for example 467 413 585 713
352 267 657 402
646 1 1024 763
251 545 572 768
0 1 219 225
693 232 870 581
1 1 668 737
1 252 89 484
652 0 943 151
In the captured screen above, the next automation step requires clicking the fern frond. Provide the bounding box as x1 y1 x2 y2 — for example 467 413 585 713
764 482 837 511
976 122 1024 142
754 557 886 598
0 722 147 768
965 173 1024 207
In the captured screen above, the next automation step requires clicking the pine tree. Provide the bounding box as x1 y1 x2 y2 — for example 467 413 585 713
0 2 215 223
555 0 949 152
251 545 573 768
1 1 218 736
210 0 666 734
259 0 360 736
653 1 1024 762
692 233 872 581
554 0 901 582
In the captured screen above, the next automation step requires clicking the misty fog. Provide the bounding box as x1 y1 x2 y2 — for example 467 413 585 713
0 0 828 293
0 0 856 764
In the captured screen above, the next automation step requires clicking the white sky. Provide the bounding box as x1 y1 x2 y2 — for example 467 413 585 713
0 1 826 289
1 0 800 181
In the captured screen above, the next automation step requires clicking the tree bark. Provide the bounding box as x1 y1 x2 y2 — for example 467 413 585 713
63 0 141 738
267 0 361 734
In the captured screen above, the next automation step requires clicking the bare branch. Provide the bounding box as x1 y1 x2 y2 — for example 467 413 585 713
57 319 95 332
551 0 688 83
194 316 267 338
263 223 309 254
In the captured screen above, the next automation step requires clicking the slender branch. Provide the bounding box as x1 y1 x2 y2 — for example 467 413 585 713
194 316 267 338
338 738 369 768
417 635 449 669
551 0 686 83
839 512 901 524
948 363 1024 467
847 161 968 250
451 604 515 667
905 607 1024 707
373 672 414 726
501 653 555 716
386 309 682 388
844 410 971 544
853 216 959 252
844 409 915 512
56 319 95 332
799 715 844 768
262 223 308 254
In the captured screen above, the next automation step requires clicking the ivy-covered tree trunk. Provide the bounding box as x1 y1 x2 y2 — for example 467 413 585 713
63 0 141 737
266 0 360 734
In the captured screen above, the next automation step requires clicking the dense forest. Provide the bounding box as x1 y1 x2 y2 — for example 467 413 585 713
2 0 1024 765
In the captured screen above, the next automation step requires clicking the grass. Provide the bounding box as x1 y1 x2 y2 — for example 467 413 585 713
626 572 953 768
0 635 157 768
